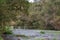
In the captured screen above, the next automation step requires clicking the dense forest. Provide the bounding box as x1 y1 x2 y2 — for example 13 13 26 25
28 0 60 30
0 0 60 34
0 0 60 40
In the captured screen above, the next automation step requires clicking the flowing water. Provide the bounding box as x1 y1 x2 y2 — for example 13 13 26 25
11 29 60 40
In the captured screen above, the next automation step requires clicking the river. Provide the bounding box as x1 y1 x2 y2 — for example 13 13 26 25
4 29 60 40
11 29 60 40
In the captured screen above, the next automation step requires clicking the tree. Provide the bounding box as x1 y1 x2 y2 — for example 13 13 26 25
39 0 60 30
27 0 60 30
0 0 30 33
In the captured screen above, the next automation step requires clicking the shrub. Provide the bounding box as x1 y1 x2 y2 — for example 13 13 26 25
40 31 45 34
0 36 3 40
3 26 12 34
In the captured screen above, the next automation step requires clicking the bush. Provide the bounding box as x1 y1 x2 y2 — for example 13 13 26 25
0 36 3 40
40 31 45 34
3 31 12 34
3 26 12 34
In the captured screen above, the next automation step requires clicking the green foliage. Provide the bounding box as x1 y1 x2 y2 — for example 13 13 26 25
0 0 6 3
0 0 30 34
0 0 60 30
0 36 3 40
40 31 45 34
0 0 30 26
53 38 56 40
0 26 12 34
35 0 60 30
4 26 12 34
